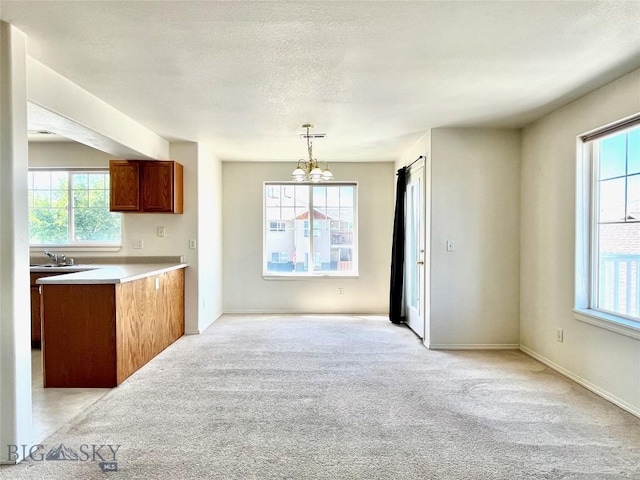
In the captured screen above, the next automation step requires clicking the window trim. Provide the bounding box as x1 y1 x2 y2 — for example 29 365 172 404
574 118 640 338
573 308 640 340
262 181 359 278
28 167 123 249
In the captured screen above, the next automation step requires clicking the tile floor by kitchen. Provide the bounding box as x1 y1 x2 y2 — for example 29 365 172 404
31 349 109 443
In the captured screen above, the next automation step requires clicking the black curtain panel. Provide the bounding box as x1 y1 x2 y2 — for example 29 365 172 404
389 166 407 324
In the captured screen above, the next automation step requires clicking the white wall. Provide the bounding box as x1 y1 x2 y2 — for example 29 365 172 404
222 162 395 313
28 140 224 333
430 128 521 348
0 22 31 463
396 128 521 349
520 68 640 415
196 143 223 332
165 142 199 332
28 142 193 258
29 141 112 167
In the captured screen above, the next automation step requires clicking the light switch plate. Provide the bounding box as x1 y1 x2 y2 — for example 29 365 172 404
446 240 455 252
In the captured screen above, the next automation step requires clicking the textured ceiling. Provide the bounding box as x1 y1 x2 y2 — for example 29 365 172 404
2 1 640 162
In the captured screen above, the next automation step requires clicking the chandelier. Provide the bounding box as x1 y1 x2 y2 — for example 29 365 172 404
291 124 334 182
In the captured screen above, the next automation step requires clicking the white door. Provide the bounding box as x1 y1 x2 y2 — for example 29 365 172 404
404 163 425 338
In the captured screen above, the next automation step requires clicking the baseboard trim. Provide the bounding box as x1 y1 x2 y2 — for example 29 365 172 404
428 343 520 350
520 345 640 419
184 311 224 335
222 309 388 316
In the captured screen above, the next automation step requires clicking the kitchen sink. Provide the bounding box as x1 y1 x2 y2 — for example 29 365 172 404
30 263 80 268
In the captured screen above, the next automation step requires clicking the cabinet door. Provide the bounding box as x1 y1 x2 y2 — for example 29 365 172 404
141 161 174 212
110 160 140 211
31 286 41 346
30 272 64 347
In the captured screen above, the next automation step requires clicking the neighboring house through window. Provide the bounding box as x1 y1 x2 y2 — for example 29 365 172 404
28 169 122 246
575 117 640 336
264 182 357 276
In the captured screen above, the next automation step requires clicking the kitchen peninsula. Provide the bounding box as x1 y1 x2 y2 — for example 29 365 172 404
37 261 187 388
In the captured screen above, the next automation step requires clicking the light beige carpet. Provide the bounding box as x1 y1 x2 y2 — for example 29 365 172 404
3 314 640 479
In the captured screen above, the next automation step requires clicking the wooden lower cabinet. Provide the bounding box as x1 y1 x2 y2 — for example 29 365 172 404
30 272 65 348
31 286 41 347
41 268 185 388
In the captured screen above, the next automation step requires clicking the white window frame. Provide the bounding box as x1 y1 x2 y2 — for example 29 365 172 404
574 115 640 340
263 181 358 278
28 168 122 251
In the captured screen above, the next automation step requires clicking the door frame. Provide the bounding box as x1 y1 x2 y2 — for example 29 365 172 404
405 156 431 346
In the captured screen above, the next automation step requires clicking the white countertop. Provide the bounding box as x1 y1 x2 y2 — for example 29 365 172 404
35 263 188 285
30 264 103 273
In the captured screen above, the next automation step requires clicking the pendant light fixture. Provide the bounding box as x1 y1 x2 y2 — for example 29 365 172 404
291 124 334 182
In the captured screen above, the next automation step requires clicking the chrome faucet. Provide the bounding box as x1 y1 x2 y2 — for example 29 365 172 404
44 250 66 266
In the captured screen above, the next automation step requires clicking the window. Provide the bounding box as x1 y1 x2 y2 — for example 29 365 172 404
271 252 288 263
303 220 321 237
576 119 640 332
264 182 357 276
269 221 286 232
28 169 121 246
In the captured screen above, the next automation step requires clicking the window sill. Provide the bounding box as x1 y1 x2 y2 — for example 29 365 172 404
262 273 359 280
573 308 640 340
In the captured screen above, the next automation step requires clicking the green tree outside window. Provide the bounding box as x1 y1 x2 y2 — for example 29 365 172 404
28 170 121 245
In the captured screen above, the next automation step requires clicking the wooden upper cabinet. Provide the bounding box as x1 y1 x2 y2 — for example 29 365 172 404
110 160 183 214
110 160 140 211
141 161 183 213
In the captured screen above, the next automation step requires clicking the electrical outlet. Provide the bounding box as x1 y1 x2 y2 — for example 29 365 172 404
446 240 455 252
157 226 166 238
338 287 344 296
133 239 144 249
189 239 197 249
556 328 563 343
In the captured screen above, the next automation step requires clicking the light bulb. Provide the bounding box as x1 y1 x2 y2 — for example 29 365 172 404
291 167 306 182
309 167 323 182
